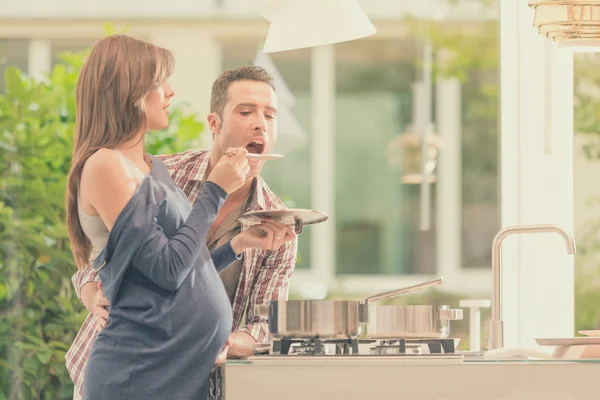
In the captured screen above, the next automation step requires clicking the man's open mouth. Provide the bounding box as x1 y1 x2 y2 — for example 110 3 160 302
245 137 266 154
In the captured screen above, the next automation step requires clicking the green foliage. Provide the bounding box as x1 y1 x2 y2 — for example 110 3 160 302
572 54 600 332
0 47 204 398
572 196 600 332
574 54 600 158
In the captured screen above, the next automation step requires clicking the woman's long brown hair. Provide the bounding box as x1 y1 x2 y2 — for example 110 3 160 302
66 34 174 269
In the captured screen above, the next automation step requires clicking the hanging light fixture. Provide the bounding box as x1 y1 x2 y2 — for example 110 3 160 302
529 1 600 50
261 0 376 54
386 128 441 185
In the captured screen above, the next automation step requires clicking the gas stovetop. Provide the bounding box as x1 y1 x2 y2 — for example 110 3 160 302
261 337 462 358
248 337 464 365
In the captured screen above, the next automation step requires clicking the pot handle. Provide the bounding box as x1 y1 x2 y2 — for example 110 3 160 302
363 278 443 305
440 309 464 321
359 278 443 322
294 219 303 234
254 304 271 319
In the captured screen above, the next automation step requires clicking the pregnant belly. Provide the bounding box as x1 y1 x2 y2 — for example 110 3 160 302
108 268 232 348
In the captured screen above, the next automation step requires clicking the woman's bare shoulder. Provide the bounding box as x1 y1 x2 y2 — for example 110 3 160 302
80 148 140 229
84 148 121 175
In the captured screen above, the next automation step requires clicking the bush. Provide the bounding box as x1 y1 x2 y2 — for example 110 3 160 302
0 48 204 399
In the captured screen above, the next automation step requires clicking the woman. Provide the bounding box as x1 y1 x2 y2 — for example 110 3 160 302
65 34 266 399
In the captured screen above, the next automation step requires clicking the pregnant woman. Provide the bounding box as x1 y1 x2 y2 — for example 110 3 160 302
65 34 248 399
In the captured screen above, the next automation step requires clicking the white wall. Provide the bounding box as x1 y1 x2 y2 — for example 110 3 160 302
500 0 575 348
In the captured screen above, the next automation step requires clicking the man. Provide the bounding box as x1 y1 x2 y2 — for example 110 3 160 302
66 65 298 397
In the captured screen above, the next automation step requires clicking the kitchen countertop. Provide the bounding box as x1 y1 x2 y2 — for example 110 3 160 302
225 357 598 400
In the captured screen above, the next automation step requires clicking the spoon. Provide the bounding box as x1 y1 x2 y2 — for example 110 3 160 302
225 152 284 160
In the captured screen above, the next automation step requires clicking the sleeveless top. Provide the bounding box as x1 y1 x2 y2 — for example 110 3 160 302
78 150 147 260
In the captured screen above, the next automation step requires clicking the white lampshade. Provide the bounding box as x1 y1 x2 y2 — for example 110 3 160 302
262 0 376 54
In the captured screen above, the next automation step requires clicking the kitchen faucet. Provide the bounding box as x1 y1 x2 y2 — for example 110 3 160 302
487 224 576 350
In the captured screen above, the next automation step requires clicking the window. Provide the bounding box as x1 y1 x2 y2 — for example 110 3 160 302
0 39 29 93
50 39 96 67
333 8 499 277
334 39 434 276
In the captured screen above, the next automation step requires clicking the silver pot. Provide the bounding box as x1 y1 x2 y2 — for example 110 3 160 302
365 305 463 339
254 279 461 340
255 299 362 339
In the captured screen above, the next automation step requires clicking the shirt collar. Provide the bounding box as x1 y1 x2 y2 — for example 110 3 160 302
192 150 212 183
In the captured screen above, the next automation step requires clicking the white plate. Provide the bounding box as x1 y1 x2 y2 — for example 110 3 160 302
246 153 284 160
238 209 328 233
535 337 600 346
579 330 600 337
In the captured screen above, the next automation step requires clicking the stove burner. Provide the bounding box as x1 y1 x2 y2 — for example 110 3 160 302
273 338 366 355
290 342 329 356
372 345 410 355
370 338 456 355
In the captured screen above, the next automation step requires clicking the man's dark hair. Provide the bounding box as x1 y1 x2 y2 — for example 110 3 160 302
210 64 275 117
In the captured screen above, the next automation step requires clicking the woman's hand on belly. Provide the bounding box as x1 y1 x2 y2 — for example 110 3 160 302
213 335 232 368
226 331 255 359
94 282 111 330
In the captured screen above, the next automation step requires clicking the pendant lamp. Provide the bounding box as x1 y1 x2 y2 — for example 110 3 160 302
529 1 600 51
262 0 376 53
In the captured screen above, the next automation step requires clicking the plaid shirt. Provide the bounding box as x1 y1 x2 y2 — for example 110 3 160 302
65 150 298 394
